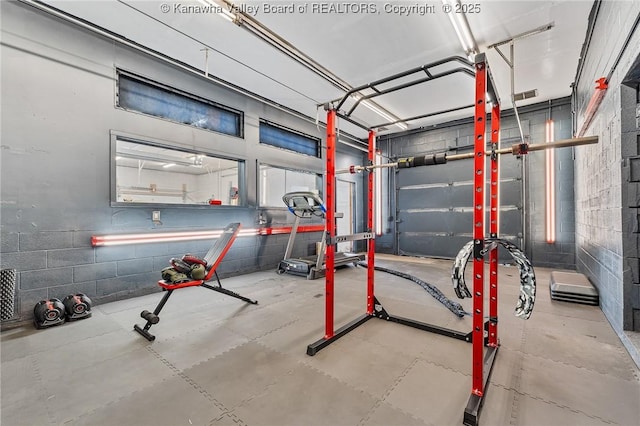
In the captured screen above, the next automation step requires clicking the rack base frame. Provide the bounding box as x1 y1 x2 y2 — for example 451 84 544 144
307 295 499 425
464 345 499 426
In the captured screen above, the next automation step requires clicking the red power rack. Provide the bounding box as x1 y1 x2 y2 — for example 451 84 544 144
307 54 501 426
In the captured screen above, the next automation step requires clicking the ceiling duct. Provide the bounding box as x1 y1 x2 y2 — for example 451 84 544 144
513 89 538 102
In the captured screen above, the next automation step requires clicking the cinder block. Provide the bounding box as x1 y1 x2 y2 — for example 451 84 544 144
234 246 256 260
96 272 157 297
0 251 47 272
621 209 638 233
621 131 639 158
20 267 73 290
19 231 74 251
47 248 94 268
72 230 96 248
170 240 212 254
626 257 640 283
95 246 136 263
633 309 640 331
232 236 258 248
1 233 19 253
17 288 49 320
630 157 640 182
117 258 154 276
627 183 640 207
133 243 168 258
625 234 640 258
620 86 637 133
632 284 640 309
73 262 117 282
48 281 97 300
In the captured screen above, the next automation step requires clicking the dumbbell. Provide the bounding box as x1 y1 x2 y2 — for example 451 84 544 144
140 310 159 324
62 293 92 321
33 298 66 329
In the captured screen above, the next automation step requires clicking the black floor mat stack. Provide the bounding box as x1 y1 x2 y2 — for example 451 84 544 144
549 271 599 305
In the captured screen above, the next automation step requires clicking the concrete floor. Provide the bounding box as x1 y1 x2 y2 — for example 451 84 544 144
2 255 639 426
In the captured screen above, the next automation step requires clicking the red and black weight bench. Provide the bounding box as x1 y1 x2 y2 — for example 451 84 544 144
134 223 258 341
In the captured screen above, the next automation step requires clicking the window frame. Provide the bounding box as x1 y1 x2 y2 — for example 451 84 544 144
257 162 324 208
259 119 321 158
116 70 244 138
110 131 246 208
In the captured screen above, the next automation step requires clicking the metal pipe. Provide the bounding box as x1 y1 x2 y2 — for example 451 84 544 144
510 43 526 143
333 56 473 110
335 163 397 175
337 135 598 173
446 135 598 161
371 103 475 129
487 23 554 49
345 68 475 117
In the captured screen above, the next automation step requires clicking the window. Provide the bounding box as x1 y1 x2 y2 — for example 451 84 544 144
259 164 323 207
259 120 321 157
117 72 243 137
112 136 244 206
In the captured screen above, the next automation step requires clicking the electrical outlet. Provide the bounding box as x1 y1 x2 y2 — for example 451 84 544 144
152 211 161 222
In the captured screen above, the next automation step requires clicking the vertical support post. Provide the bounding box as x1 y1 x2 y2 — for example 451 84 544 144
488 103 501 347
472 56 487 396
325 109 336 339
367 130 376 315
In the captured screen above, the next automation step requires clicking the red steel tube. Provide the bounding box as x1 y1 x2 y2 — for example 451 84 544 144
367 130 376 315
489 103 500 348
472 59 487 396
325 109 336 338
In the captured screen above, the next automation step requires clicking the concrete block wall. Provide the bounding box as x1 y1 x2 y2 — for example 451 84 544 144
621 84 640 331
377 99 576 269
572 0 640 364
574 92 624 330
0 2 363 324
574 2 640 341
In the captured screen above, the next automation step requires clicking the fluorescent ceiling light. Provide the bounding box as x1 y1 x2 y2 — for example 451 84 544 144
162 163 176 168
350 95 408 130
362 100 408 130
218 8 236 22
198 0 237 23
442 0 478 58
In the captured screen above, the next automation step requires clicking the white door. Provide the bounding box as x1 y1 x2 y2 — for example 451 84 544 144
336 179 354 253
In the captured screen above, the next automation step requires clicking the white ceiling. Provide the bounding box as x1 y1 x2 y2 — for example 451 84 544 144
44 0 594 138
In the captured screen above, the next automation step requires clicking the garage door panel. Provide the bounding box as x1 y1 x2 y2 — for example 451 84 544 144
396 154 523 259
398 186 473 209
398 209 521 238
398 211 471 234
499 180 521 206
398 186 450 209
398 234 472 259
497 209 522 236
398 234 523 260
397 160 471 187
